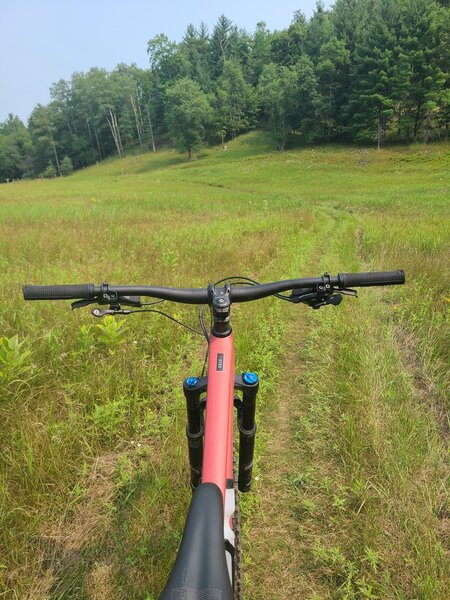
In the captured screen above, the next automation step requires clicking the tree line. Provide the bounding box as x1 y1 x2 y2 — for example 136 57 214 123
1 0 449 182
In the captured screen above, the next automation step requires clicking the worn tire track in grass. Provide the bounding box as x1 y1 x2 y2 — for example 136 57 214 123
243 309 326 599
241 209 339 599
241 206 339 599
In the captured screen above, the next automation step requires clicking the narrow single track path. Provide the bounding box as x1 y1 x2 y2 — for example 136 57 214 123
243 311 327 599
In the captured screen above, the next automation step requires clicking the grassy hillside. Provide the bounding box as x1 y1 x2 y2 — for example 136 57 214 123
0 133 449 599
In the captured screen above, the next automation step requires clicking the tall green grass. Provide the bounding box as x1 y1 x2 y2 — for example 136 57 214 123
0 134 448 599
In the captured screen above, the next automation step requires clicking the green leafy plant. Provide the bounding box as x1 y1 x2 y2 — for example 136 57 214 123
357 575 378 599
95 316 128 347
363 547 381 573
0 335 32 387
78 324 96 351
91 398 128 438
164 249 179 272
115 455 134 492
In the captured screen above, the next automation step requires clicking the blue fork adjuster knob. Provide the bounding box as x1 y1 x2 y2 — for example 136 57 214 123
242 372 258 385
185 377 199 388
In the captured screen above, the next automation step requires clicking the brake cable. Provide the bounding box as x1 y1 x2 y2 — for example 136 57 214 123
91 305 205 337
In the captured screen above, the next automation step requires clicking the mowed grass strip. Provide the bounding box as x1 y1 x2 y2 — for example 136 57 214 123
0 133 448 599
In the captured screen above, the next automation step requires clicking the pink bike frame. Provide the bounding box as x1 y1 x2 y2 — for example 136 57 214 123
202 333 235 503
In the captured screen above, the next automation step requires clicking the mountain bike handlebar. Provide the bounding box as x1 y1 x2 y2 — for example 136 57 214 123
23 270 405 304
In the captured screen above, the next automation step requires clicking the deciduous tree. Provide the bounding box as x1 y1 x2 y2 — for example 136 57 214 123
165 78 213 157
258 63 298 150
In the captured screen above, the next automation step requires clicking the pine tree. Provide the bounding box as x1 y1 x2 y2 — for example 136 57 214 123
181 24 212 92
436 2 450 138
42 161 56 178
210 15 241 76
28 104 62 175
0 115 32 181
247 22 273 85
316 37 350 138
305 1 333 62
399 0 447 140
346 0 402 148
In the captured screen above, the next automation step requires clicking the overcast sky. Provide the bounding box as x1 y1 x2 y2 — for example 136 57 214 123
0 1 332 124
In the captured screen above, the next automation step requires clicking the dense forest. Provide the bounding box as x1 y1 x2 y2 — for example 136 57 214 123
1 0 449 181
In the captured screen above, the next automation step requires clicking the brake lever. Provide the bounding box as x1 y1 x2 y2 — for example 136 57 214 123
71 298 96 309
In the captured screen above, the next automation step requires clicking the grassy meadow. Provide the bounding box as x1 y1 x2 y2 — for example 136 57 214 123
0 133 449 599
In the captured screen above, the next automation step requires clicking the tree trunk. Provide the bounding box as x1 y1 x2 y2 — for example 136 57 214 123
107 109 123 158
85 113 93 142
50 132 62 176
67 118 74 138
376 114 386 150
93 123 102 159
137 99 146 149
117 114 124 156
146 105 156 152
130 94 144 149
414 102 422 139
219 39 226 62
327 84 333 141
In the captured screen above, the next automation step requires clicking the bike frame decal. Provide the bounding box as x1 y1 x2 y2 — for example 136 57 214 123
202 333 235 502
224 483 236 581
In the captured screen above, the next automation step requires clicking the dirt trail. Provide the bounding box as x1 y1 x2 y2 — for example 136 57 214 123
243 312 325 599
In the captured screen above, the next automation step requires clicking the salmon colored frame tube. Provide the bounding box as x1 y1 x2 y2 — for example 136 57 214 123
202 333 235 502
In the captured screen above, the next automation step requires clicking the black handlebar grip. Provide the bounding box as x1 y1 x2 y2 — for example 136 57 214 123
23 284 95 300
338 270 405 288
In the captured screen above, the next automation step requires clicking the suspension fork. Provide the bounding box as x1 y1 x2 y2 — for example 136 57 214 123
183 366 260 494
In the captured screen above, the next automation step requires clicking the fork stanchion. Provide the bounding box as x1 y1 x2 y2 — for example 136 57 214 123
183 376 208 490
238 420 256 492
186 424 203 490
236 373 259 492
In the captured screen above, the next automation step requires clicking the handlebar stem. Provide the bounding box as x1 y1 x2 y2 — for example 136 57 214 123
209 284 232 338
